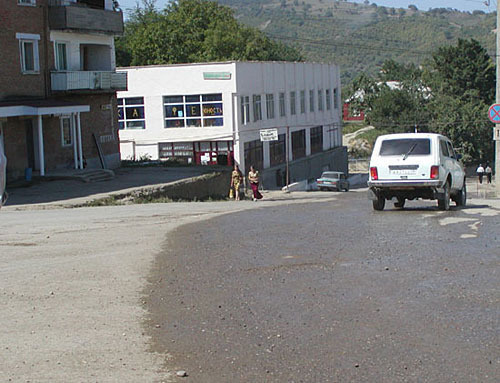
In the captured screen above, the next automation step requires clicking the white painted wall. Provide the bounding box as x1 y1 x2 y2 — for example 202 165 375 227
49 31 116 71
117 61 342 168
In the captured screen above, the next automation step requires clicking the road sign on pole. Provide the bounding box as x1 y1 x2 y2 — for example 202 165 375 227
260 128 278 142
488 104 500 124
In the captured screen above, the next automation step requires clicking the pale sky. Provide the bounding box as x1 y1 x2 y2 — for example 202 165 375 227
117 0 494 17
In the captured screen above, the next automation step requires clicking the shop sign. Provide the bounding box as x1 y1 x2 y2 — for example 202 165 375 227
260 128 278 142
203 72 232 80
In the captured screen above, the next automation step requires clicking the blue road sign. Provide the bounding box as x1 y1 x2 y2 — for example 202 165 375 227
488 104 500 123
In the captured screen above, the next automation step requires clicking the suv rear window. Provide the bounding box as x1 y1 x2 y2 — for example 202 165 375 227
379 139 431 156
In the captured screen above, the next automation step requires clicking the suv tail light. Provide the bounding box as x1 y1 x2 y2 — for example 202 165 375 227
430 166 439 179
370 167 378 180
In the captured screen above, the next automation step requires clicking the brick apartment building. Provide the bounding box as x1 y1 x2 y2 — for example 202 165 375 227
0 0 126 181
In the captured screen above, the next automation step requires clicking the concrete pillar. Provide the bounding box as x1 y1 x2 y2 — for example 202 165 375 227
37 115 45 176
72 113 78 169
76 112 83 169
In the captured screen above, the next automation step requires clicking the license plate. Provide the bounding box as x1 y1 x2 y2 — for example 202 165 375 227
390 169 416 175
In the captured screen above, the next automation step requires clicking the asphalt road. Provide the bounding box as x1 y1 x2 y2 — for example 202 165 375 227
148 192 500 382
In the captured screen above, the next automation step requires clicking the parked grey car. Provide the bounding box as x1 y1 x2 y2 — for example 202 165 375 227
0 142 6 208
316 171 350 192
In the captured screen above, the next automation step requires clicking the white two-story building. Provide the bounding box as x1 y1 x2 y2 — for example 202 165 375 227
117 61 347 188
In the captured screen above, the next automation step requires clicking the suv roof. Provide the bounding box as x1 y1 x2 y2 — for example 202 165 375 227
376 132 447 141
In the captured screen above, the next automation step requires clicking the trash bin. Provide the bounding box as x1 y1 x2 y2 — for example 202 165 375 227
25 167 32 181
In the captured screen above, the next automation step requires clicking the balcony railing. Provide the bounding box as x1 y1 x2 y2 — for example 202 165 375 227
51 71 127 92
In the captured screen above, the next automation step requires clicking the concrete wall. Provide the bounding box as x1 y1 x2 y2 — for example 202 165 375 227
260 146 348 189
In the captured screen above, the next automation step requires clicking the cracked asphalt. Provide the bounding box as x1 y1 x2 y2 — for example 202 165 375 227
147 192 500 382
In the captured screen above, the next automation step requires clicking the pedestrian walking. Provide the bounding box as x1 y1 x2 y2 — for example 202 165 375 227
230 164 243 201
476 163 484 184
248 165 263 201
485 163 492 184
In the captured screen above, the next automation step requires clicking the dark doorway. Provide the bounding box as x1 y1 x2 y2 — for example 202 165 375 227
25 119 35 170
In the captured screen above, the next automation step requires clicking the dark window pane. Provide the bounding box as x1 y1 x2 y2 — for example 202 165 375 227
185 95 200 102
186 104 201 117
203 118 223 127
202 93 222 102
165 119 185 128
126 120 145 129
117 98 124 105
125 106 144 119
202 103 223 116
379 139 430 156
118 121 124 130
125 97 144 105
117 107 124 120
165 105 185 118
186 119 202 127
164 96 183 104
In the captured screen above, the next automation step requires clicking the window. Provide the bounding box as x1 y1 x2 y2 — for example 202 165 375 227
17 33 40 73
292 129 306 159
55 42 68 71
18 0 36 6
118 97 146 130
270 133 286 167
60 116 73 147
318 89 323 111
440 140 449 157
241 96 250 125
379 139 431 156
309 90 315 112
290 91 296 115
279 92 286 117
244 139 263 174
326 89 331 110
300 90 306 114
158 142 194 163
266 94 275 120
253 95 262 122
333 88 339 109
446 142 456 158
310 126 323 154
164 94 223 128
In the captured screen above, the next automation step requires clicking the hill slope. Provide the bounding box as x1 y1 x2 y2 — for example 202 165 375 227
214 0 496 83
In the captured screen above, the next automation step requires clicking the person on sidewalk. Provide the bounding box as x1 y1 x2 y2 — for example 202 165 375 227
230 164 243 201
485 163 492 184
476 163 484 184
248 165 263 201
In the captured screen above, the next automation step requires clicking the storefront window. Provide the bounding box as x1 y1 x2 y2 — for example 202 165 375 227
244 139 263 173
118 97 145 130
163 94 223 128
310 126 323 154
270 133 286 167
292 129 306 159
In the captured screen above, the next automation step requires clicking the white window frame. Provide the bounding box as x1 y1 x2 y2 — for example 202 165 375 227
309 89 315 112
60 116 73 147
290 91 296 115
253 95 262 122
18 0 36 6
265 94 275 120
326 89 331 110
318 89 324 111
279 92 286 117
54 41 69 71
300 90 306 114
241 96 250 125
16 33 40 74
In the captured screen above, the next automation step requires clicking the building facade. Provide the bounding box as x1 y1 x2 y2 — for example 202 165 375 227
0 0 126 181
118 61 347 188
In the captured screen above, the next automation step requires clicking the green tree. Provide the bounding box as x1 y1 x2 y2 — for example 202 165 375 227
116 0 302 67
424 39 495 162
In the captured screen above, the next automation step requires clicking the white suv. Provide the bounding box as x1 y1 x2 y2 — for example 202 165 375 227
367 133 466 211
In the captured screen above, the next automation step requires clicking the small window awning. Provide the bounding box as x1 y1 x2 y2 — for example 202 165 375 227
0 99 90 118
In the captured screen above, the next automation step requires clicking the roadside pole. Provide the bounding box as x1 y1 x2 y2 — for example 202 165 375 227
496 0 500 194
286 126 290 191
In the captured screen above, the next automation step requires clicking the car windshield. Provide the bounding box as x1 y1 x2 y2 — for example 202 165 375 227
321 172 340 179
379 138 431 156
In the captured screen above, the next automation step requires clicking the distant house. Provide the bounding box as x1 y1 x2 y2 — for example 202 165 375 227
343 103 365 122
0 0 126 181
117 61 348 188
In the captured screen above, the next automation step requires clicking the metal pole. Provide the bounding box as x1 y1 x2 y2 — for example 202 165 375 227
496 1 500 194
286 126 290 191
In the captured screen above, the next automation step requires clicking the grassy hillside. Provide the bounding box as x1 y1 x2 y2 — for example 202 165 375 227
214 0 496 84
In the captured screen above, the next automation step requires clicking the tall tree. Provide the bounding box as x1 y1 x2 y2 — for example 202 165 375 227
115 0 302 67
425 39 495 162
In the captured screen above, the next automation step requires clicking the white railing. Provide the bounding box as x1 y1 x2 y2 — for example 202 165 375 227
51 71 127 91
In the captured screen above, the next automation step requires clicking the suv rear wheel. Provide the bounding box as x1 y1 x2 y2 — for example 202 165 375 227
455 181 467 207
438 181 451 211
372 195 385 211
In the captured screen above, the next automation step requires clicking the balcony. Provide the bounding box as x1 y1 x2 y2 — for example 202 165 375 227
48 1 123 35
51 71 127 92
